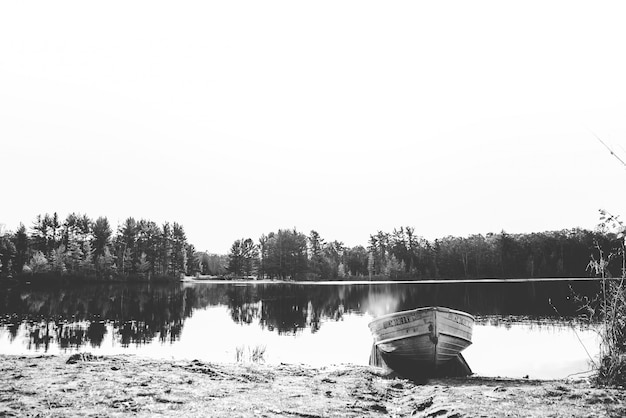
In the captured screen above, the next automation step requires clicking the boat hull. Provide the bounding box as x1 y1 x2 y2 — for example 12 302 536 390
368 307 474 368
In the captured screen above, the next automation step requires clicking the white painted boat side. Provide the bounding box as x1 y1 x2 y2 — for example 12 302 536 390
368 306 474 366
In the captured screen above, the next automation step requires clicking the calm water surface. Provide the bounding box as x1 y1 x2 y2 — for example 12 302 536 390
0 280 602 379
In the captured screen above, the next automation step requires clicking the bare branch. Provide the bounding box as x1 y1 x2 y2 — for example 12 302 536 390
591 130 626 169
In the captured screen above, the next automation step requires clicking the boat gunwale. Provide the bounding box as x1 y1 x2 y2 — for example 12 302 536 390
375 329 473 347
375 331 431 346
368 306 475 329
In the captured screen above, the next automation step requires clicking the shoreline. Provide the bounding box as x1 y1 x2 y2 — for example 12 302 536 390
1 354 623 417
2 274 604 287
182 277 603 285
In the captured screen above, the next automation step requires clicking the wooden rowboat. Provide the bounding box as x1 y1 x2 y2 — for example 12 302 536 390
368 307 474 370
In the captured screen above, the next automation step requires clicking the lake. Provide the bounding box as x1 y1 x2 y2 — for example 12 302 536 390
0 279 602 379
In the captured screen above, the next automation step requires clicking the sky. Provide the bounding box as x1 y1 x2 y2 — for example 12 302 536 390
2 1 626 254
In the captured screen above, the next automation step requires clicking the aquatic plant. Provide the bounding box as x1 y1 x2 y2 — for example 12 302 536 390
235 344 266 364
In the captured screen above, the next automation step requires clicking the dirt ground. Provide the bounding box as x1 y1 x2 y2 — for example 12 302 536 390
0 354 624 417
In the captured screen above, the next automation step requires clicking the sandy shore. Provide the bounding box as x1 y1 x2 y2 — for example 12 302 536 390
0 354 624 417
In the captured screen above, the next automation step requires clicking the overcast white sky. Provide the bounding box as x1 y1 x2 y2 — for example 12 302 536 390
2 1 626 253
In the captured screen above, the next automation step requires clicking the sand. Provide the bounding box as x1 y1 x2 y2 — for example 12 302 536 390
0 354 624 417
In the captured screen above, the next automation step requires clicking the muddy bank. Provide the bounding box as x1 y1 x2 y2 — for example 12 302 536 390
0 354 624 417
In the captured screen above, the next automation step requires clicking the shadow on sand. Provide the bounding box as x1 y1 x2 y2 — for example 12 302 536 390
369 343 472 381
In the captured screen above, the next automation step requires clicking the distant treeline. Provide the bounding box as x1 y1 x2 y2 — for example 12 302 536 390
0 213 198 281
225 227 619 280
0 214 619 281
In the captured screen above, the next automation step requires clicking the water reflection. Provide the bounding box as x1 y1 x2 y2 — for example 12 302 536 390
0 280 601 361
1 284 192 350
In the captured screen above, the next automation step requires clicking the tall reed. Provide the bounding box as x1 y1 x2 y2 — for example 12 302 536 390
586 210 626 385
235 344 266 364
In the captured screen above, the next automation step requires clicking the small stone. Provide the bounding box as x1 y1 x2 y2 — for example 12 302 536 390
426 408 448 417
370 403 387 413
415 397 434 411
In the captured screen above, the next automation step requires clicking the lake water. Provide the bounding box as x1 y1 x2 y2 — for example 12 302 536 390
0 279 602 379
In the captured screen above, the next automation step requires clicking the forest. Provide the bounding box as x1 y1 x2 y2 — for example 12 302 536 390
0 213 620 281
0 213 196 281
225 226 619 281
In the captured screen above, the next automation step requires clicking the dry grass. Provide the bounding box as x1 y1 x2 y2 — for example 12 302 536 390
235 344 266 363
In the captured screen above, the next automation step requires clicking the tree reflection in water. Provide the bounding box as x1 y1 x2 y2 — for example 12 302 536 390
0 280 601 352
2 284 193 351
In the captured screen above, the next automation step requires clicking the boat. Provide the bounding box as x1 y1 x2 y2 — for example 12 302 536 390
368 306 474 371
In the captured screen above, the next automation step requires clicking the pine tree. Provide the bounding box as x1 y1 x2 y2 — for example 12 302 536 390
227 239 244 275
50 245 67 274
80 241 95 274
0 235 16 276
172 222 188 274
137 252 151 276
65 239 84 273
13 224 29 274
96 245 116 275
92 217 112 256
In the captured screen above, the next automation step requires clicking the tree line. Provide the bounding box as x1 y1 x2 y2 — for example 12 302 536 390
1 215 619 281
225 226 619 280
0 212 198 281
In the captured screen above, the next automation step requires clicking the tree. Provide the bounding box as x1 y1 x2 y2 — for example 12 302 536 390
92 217 112 256
345 245 368 277
227 238 258 276
136 219 160 275
50 212 61 251
158 222 173 275
307 230 326 277
27 251 49 273
367 231 389 275
96 245 116 275
337 262 346 278
384 255 404 279
50 245 67 274
197 252 227 276
186 244 198 275
12 223 29 274
31 214 51 255
241 238 259 277
367 252 375 279
5 213 202 280
321 240 345 280
80 241 95 274
261 229 308 280
76 214 92 242
121 247 133 274
117 217 138 274
0 234 16 276
65 238 84 273
227 239 244 275
172 222 188 274
137 252 151 276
